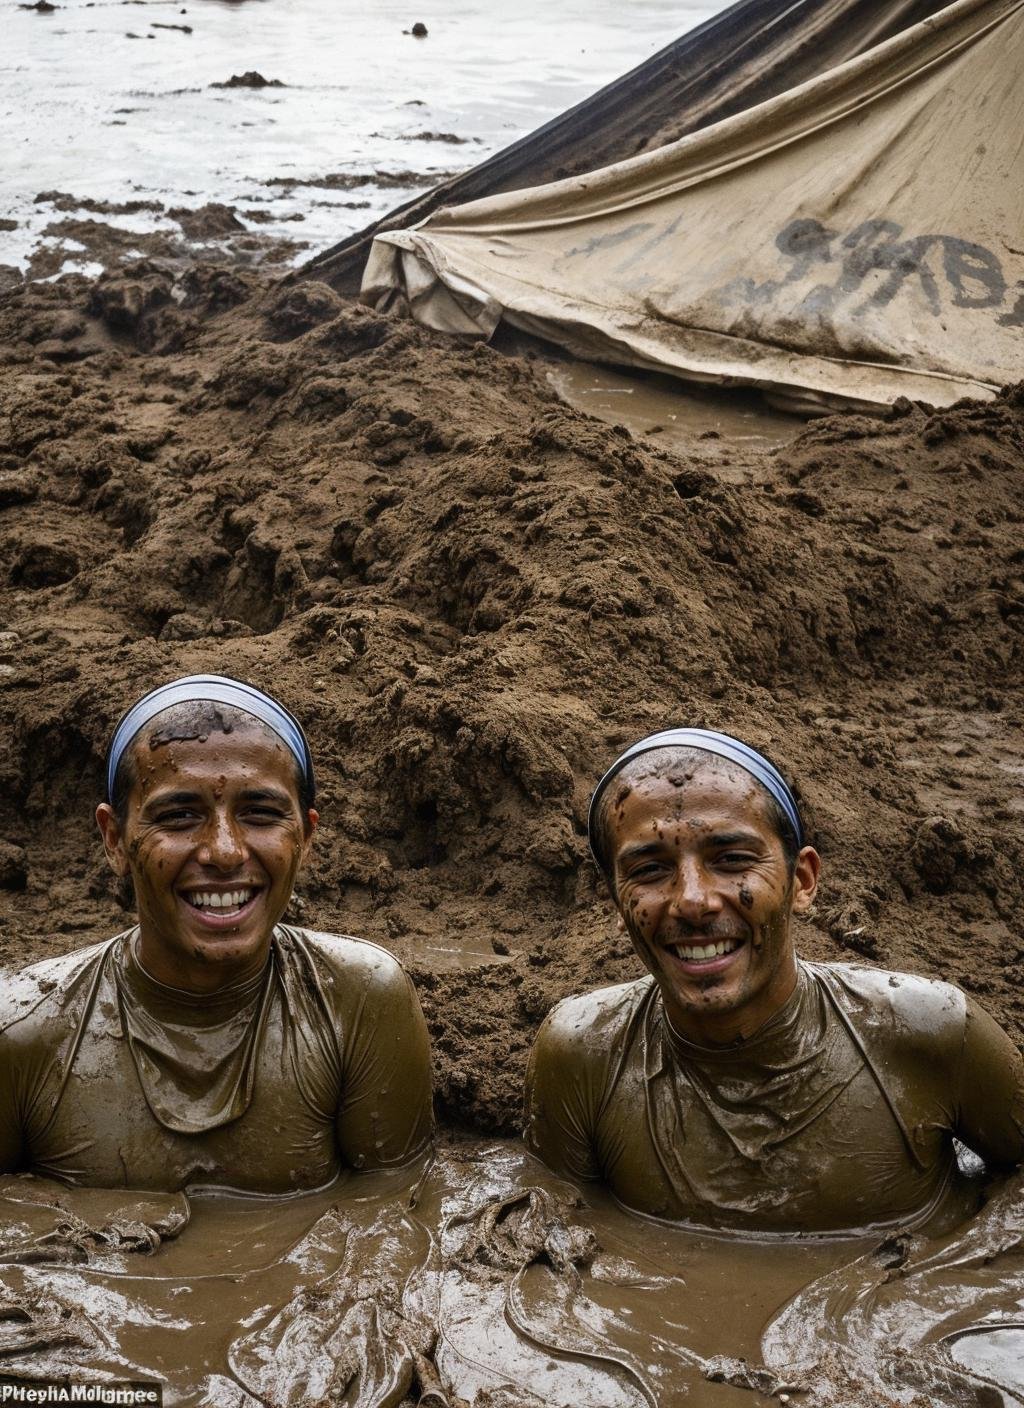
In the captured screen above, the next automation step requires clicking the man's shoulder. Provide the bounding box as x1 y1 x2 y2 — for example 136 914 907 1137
811 960 967 1048
0 938 115 1041
276 926 412 996
537 977 654 1062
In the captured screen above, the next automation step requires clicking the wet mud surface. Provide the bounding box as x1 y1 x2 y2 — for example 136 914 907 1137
0 261 1022 1404
2 1145 1023 1407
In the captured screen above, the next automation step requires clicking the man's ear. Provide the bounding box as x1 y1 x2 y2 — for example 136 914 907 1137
790 846 821 914
95 803 130 877
301 808 320 863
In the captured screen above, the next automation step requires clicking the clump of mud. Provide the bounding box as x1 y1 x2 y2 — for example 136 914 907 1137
210 72 286 89
0 264 1021 1133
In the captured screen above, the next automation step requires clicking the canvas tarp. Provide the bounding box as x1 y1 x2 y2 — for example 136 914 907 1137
303 0 951 294
363 0 1024 411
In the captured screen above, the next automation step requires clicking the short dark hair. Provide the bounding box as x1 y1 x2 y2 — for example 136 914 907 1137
109 700 316 826
591 744 802 884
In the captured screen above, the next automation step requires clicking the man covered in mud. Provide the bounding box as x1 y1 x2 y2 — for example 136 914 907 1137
0 676 433 1191
526 728 1024 1233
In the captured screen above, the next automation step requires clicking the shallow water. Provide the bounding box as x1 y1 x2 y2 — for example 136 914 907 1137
2 0 729 278
546 358 806 451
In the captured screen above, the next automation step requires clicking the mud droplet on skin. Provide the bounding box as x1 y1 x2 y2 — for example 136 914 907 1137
738 884 754 910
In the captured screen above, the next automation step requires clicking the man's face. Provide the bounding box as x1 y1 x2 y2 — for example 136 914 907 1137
608 763 819 1044
96 724 317 992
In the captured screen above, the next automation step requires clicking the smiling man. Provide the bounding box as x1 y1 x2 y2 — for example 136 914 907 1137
0 676 433 1192
525 728 1024 1234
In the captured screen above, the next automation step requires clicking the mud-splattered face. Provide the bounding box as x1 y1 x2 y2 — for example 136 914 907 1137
609 765 819 1044
96 724 317 992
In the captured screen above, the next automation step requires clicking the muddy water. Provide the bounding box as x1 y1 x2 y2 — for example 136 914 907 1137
547 360 805 454
3 1147 1023 1407
2 0 727 280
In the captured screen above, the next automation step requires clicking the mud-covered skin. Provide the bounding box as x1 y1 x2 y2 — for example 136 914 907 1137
96 721 318 995
0 926 433 1191
607 763 819 1045
525 961 1024 1233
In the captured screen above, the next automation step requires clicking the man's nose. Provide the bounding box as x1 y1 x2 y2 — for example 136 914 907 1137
667 858 723 924
197 810 248 870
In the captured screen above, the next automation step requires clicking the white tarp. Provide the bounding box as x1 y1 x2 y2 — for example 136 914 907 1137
363 0 1024 411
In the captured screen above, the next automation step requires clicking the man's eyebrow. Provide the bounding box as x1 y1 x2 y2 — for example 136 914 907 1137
706 830 762 847
616 841 667 865
239 787 292 805
142 790 202 810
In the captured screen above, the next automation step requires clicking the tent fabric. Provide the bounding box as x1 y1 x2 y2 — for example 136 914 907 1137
363 0 1024 411
302 0 950 295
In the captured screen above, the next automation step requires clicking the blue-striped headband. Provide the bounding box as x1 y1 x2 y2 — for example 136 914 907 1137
588 727 803 869
106 675 315 802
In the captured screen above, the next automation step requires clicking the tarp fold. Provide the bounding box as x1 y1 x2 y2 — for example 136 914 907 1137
364 0 1024 410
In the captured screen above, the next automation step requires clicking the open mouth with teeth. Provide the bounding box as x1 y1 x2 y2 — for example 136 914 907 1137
664 935 745 971
180 887 262 924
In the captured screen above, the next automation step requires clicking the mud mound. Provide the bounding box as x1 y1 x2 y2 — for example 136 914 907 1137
0 264 1021 1132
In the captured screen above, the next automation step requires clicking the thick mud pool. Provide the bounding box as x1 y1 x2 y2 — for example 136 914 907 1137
1 1146 1023 1407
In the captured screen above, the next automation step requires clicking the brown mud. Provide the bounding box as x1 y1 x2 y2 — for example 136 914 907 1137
2 1145 1022 1407
0 262 1022 1146
23 194 309 284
